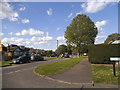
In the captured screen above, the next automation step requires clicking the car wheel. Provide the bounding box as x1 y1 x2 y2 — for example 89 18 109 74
19 61 23 64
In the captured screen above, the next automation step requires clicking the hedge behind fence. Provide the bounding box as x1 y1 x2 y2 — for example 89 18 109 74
88 44 120 64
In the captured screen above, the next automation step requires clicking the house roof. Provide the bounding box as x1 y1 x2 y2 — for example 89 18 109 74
112 40 120 44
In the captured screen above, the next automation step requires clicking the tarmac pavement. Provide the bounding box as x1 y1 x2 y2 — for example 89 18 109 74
1 57 119 89
50 58 92 83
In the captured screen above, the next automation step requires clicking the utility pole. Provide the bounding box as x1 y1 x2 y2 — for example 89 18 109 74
57 40 58 49
57 40 58 57
7 43 10 52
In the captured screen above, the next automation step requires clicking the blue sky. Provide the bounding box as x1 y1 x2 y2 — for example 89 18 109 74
1 1 118 51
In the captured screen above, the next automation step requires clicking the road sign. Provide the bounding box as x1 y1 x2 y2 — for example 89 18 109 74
110 57 120 76
110 57 120 61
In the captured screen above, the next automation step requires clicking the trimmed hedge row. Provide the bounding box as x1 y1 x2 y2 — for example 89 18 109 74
88 44 120 64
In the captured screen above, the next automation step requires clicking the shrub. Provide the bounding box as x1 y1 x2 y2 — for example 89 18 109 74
88 44 120 64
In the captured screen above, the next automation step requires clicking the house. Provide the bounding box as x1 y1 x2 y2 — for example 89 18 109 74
112 40 120 44
109 36 120 44
13 48 23 56
14 47 30 56
0 41 7 52
6 44 29 57
0 40 2 52
28 48 34 55
7 44 18 52
36 49 44 54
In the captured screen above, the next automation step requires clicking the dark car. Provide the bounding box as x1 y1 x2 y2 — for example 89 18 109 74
31 54 44 61
50 54 56 57
64 54 69 58
12 55 31 64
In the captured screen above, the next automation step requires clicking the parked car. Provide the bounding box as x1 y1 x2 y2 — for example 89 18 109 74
64 54 69 58
50 54 56 57
83 53 87 56
12 55 31 64
31 54 44 61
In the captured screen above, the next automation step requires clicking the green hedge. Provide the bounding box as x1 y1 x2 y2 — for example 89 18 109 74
88 44 120 64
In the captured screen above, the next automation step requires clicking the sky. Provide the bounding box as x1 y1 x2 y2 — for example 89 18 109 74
0 0 119 51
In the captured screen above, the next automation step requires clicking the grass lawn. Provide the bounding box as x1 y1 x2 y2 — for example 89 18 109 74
44 57 58 60
92 65 118 85
35 57 83 76
0 60 12 67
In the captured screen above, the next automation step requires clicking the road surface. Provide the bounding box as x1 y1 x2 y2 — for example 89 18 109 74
2 58 83 88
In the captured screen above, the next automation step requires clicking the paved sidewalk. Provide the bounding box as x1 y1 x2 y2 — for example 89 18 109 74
50 58 92 83
48 58 118 88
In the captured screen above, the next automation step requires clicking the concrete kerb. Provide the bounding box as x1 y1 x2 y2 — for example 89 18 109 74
33 67 94 88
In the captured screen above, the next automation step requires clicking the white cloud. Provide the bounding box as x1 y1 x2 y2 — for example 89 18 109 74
2 37 27 45
59 43 67 46
2 35 53 47
81 0 116 13
46 32 49 36
95 20 108 33
68 13 73 18
15 32 21 36
15 28 44 36
47 8 53 16
57 36 66 41
19 7 26 11
0 2 19 21
38 41 48 45
21 19 30 23
0 33 4 36
76 11 82 16
56 27 60 31
56 27 62 31
95 35 107 44
31 36 53 42
8 32 13 35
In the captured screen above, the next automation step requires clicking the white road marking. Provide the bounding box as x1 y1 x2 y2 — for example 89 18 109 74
7 72 14 74
2 62 42 69
4 67 33 75
14 70 21 73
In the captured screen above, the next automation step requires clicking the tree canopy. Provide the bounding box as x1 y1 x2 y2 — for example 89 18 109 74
64 14 98 54
104 33 120 44
55 44 68 56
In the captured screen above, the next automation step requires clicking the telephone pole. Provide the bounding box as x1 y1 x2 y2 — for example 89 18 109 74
57 40 58 57
57 40 58 49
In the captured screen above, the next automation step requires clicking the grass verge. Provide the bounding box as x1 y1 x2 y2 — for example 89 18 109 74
92 65 118 85
0 61 12 67
44 57 58 60
35 57 83 76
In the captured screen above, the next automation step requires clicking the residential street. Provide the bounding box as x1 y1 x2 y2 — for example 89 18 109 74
1 58 119 89
2 58 83 88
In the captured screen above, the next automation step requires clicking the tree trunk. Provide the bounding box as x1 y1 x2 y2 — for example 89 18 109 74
78 51 80 57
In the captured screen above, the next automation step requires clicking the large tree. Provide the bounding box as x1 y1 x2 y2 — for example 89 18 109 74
65 14 98 55
55 44 68 56
104 33 120 44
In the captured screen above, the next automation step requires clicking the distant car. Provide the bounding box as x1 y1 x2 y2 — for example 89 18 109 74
83 53 87 56
64 54 69 58
12 55 31 64
31 54 44 61
50 54 56 57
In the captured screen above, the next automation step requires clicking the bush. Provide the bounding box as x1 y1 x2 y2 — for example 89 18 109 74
2 52 14 61
2 54 12 61
88 44 120 64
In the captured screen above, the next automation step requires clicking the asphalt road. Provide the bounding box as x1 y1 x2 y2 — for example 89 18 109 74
2 58 83 88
